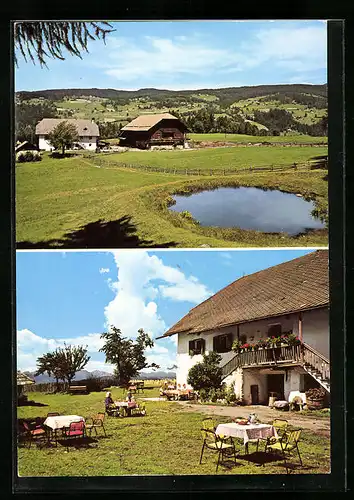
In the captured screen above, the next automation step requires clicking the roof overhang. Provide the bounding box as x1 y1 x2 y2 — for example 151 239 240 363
156 303 329 340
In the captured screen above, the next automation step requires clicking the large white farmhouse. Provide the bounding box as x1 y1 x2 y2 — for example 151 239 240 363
157 250 329 405
35 118 100 151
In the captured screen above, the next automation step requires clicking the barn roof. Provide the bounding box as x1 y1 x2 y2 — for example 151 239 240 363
157 250 329 338
121 113 184 132
17 371 35 386
35 119 99 137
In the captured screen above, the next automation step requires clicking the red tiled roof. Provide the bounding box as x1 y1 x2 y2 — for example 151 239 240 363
158 250 329 338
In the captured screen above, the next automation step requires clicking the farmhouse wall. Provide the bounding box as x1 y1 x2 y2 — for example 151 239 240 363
38 135 98 151
175 307 328 392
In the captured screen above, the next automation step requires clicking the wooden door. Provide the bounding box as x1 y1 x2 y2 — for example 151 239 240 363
250 384 259 405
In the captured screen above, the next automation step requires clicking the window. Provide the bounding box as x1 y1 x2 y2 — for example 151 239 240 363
213 333 233 353
162 131 174 138
89 136 92 140
267 324 282 337
189 338 205 356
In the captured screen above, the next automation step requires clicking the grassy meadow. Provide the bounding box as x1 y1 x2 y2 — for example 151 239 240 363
16 147 328 248
187 133 328 144
17 387 330 476
101 145 328 173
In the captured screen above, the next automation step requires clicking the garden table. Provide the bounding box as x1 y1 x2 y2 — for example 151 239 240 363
215 422 278 453
43 415 85 444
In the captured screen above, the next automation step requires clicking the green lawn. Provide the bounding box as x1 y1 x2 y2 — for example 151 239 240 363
101 145 328 173
17 389 330 476
188 133 327 144
16 150 328 248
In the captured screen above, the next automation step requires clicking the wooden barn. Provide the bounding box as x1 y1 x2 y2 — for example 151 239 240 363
119 113 188 149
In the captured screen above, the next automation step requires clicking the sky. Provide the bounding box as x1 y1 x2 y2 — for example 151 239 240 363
15 20 327 91
16 248 315 374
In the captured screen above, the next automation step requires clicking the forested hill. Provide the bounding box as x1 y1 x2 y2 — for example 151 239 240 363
16 83 327 104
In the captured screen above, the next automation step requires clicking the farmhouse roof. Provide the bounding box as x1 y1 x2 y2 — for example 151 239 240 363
157 250 329 338
35 119 99 137
17 371 35 386
121 113 185 132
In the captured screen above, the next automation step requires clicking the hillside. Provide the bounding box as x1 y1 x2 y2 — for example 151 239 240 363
15 84 328 140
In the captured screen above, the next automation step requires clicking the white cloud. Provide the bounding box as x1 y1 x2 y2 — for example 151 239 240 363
104 251 212 341
88 25 326 87
16 328 105 372
17 253 210 373
99 267 110 274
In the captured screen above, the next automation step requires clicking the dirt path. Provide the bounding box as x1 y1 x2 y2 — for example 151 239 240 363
177 402 330 437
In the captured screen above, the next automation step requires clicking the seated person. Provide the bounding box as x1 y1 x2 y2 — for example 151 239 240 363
105 391 115 411
126 390 132 402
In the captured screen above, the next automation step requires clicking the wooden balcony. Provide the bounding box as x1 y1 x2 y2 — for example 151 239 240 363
221 345 303 379
221 343 330 392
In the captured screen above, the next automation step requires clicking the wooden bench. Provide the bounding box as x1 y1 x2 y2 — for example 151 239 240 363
69 385 88 394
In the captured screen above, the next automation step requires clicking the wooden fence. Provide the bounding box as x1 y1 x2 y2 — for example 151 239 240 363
91 158 326 177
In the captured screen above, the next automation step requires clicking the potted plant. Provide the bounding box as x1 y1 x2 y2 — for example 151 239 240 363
232 339 242 354
305 387 326 409
287 333 301 346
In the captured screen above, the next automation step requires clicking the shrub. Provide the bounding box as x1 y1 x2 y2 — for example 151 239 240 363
187 352 223 393
16 150 41 162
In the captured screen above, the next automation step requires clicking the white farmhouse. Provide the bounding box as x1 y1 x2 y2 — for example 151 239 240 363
35 118 100 151
157 250 329 405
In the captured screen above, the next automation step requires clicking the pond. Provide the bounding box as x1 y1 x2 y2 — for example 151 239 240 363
169 186 326 235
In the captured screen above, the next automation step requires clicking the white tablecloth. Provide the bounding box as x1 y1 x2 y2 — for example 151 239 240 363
44 415 85 430
216 422 278 445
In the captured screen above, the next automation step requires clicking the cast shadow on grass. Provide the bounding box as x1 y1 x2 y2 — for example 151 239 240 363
55 436 99 450
242 451 315 473
17 401 48 407
17 215 178 249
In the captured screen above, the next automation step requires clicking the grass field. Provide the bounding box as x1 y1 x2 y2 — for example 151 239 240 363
232 97 327 125
17 388 330 476
16 149 328 248
187 133 327 144
100 146 328 173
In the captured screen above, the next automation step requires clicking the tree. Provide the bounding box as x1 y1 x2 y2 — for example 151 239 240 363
187 352 223 392
15 21 114 66
35 351 63 391
47 120 79 155
15 100 57 143
99 326 160 386
35 343 90 389
55 344 90 387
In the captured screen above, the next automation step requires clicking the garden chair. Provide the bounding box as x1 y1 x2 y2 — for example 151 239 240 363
62 421 86 451
22 421 48 449
199 427 238 472
202 418 216 432
85 413 107 437
265 429 302 474
260 419 288 451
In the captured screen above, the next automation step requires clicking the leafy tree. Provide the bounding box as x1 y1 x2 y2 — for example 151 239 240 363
55 344 90 387
99 326 160 386
35 344 90 389
15 100 57 143
15 21 114 66
35 351 63 391
187 352 223 393
47 120 79 155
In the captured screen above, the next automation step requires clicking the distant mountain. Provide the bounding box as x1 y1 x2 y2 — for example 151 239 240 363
138 371 176 380
22 369 175 383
